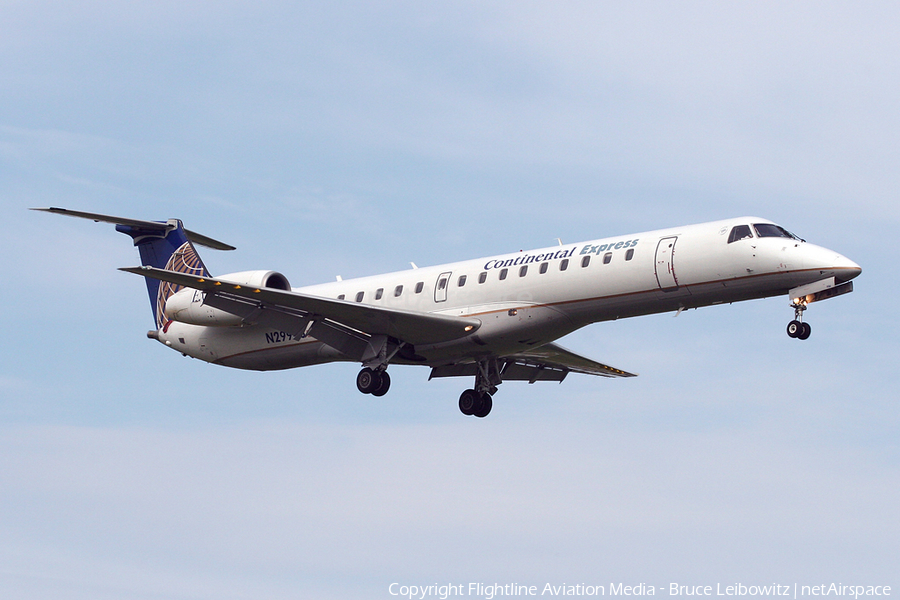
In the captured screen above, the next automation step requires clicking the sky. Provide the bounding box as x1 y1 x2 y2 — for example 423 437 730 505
2 2 898 599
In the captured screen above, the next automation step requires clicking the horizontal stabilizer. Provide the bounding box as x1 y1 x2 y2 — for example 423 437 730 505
31 207 236 251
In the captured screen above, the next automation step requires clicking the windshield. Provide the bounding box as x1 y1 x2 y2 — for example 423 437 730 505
753 223 800 240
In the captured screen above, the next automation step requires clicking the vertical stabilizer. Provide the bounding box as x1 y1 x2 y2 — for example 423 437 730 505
116 220 210 329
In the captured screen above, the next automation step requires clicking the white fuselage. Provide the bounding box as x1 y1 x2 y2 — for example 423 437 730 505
157 217 861 371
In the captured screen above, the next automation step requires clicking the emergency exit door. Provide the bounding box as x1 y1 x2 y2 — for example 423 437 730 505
434 271 452 303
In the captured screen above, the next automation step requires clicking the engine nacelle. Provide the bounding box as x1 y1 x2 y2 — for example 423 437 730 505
215 270 291 291
163 270 291 327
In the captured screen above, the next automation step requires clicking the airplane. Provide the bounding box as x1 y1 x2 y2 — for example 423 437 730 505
34 207 861 418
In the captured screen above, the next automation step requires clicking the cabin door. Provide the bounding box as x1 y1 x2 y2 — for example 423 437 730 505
655 236 679 289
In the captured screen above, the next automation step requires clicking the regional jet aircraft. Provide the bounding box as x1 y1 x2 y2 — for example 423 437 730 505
35 208 861 418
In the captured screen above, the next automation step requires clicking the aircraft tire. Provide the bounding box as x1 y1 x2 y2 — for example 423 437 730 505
473 393 492 418
356 367 380 394
371 371 391 396
798 322 812 340
787 320 802 338
459 389 478 416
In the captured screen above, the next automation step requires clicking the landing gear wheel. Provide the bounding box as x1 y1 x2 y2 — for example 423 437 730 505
371 371 391 396
356 368 381 394
798 322 812 340
473 393 493 418
787 320 803 338
459 389 478 416
459 389 493 417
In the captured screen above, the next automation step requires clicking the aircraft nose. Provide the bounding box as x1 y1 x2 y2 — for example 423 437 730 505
836 256 862 283
818 249 861 283
800 244 861 283
832 254 862 283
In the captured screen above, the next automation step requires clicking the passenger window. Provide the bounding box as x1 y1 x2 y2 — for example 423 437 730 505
415 282 424 294
540 262 548 274
519 265 528 277
499 268 508 280
625 248 634 261
560 259 569 271
375 288 384 300
338 294 345 300
603 252 612 264
478 272 487 284
438 277 448 291
728 225 753 243
355 292 364 302
581 256 591 268
394 285 403 297
458 275 467 287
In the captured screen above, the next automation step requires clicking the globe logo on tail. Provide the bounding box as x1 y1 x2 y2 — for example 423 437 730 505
155 241 207 330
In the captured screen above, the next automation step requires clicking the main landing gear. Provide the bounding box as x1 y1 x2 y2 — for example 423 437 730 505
356 337 402 398
457 358 502 418
786 301 812 340
356 367 391 397
458 389 493 418
357 357 503 419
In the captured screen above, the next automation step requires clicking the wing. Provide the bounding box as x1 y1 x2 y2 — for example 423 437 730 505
119 266 481 348
429 342 636 383
512 343 637 379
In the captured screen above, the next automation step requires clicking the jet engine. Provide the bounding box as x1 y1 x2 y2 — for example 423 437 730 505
163 270 291 327
215 270 291 291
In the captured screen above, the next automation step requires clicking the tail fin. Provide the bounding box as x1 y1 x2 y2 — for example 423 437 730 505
117 219 211 330
32 208 235 329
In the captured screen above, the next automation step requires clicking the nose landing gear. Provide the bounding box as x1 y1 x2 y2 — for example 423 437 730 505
787 320 811 339
787 302 812 340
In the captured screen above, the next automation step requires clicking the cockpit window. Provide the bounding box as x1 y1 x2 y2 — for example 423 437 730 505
728 225 753 244
753 223 799 240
